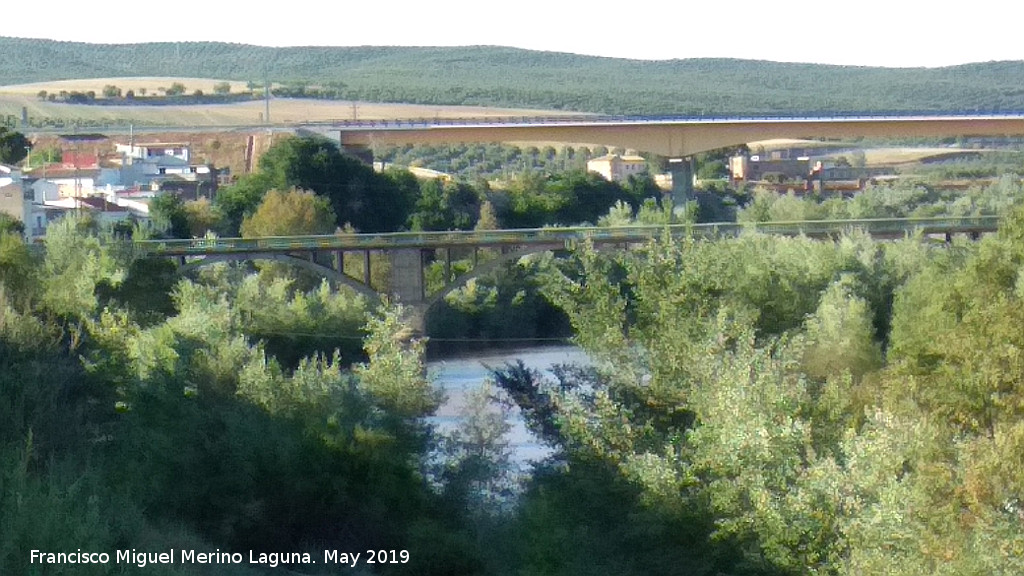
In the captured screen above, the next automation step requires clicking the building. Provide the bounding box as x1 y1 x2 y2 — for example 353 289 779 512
587 153 648 182
0 165 74 239
0 164 30 231
729 155 811 183
115 141 215 193
37 167 121 198
116 142 191 164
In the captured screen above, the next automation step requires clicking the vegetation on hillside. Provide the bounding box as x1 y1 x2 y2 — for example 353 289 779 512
4 38 1024 115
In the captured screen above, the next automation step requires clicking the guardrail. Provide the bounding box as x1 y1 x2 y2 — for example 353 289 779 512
134 216 1002 257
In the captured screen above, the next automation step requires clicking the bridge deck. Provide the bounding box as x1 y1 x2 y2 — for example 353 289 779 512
330 113 1024 157
135 217 1001 257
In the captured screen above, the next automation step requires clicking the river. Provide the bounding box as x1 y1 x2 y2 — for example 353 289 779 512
426 345 589 464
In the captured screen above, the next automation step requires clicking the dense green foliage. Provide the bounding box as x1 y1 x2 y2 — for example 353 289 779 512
201 136 663 239
0 127 30 164
736 175 1024 222
5 38 1024 114
474 201 1024 575
7 192 1024 574
205 136 416 236
0 219 489 575
240 187 337 237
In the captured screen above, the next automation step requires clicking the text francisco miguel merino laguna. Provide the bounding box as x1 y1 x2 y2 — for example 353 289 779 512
30 548 409 568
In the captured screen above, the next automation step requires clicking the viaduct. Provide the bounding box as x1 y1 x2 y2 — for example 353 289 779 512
328 112 1024 202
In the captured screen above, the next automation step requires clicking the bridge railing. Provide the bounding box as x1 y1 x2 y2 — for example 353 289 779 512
133 216 1001 257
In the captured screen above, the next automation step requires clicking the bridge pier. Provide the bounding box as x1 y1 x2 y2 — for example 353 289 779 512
668 157 694 212
377 248 430 338
390 247 426 302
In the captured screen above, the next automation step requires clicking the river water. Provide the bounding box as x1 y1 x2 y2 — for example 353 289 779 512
426 345 590 464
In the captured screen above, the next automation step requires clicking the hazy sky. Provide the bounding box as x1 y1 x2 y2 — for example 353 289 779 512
18 0 1024 68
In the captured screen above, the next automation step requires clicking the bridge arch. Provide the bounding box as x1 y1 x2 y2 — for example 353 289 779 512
174 253 380 301
422 246 553 314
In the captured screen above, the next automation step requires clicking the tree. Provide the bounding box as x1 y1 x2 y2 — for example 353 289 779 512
253 135 413 232
408 179 480 231
0 128 30 165
475 200 499 230
36 90 47 101
148 193 190 239
101 84 121 98
213 81 232 95
211 173 271 236
183 198 223 238
850 149 867 168
802 275 883 382
165 82 186 96
0 212 24 235
240 187 337 237
0 222 32 293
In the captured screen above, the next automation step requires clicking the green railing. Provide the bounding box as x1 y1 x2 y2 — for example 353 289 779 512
134 216 1002 257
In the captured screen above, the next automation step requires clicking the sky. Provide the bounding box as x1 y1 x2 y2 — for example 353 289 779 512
16 0 1024 68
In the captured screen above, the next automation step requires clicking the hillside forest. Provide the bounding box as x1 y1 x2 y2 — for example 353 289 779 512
6 37 1024 118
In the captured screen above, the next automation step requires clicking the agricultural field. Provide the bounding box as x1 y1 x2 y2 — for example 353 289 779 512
0 77 254 96
0 77 578 128
752 139 995 167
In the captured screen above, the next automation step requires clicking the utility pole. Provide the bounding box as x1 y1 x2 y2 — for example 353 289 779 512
264 63 271 125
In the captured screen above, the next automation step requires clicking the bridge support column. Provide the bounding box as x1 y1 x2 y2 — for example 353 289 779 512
668 157 694 213
399 304 429 339
390 248 425 305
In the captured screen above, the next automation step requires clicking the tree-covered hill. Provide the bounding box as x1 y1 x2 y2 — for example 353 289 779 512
3 37 1024 115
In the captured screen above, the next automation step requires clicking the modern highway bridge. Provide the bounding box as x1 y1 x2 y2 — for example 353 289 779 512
329 112 1024 159
137 216 1001 332
38 111 1024 204
325 111 1024 201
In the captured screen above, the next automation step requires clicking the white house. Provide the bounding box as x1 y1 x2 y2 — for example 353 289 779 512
116 142 191 163
114 141 213 190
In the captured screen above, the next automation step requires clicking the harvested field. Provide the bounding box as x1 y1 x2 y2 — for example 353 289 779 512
0 77 581 128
